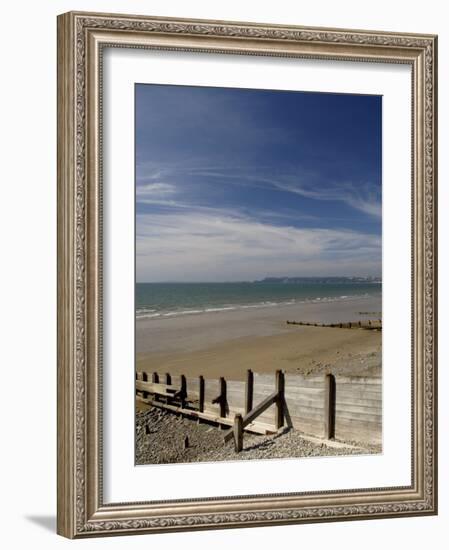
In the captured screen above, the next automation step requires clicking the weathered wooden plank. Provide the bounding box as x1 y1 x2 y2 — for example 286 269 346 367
170 374 182 388
337 396 382 406
226 379 244 389
284 379 325 388
335 413 382 423
226 405 245 417
335 405 383 416
288 414 324 425
136 380 178 395
284 387 325 396
226 394 246 408
285 396 326 406
285 403 324 414
253 373 276 383
286 403 325 414
291 423 326 438
251 412 276 424
145 398 272 435
335 404 382 415
335 397 382 407
288 412 324 424
337 386 382 396
298 414 323 424
338 394 382 404
336 421 382 431
338 378 382 387
223 391 278 442
337 391 382 401
338 382 382 391
204 379 220 405
291 378 325 385
244 392 278 426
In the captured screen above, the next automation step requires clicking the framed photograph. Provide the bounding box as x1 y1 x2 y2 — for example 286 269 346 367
57 11 438 538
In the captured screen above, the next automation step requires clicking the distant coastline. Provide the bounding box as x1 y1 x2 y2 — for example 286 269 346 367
253 276 382 284
137 276 382 285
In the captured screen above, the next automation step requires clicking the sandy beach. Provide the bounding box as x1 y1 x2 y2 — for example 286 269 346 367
136 295 382 380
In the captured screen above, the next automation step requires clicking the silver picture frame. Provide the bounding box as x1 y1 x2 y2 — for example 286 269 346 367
57 11 438 538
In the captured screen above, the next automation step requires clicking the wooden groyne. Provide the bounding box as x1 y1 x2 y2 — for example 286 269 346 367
136 369 382 452
286 319 382 330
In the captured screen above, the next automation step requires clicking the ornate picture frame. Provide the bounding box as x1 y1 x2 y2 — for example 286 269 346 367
57 11 437 538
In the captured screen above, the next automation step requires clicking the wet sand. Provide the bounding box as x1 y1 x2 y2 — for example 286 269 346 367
136 295 381 379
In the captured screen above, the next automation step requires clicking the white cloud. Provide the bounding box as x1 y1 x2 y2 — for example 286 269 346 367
136 210 381 282
136 182 177 196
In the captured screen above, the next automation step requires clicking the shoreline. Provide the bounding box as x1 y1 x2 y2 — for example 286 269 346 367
136 292 380 321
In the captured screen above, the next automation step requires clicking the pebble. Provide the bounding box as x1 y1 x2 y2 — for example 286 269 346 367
136 407 381 465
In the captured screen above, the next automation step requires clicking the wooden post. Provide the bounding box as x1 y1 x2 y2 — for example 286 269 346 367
233 413 243 452
245 370 254 414
164 373 171 385
275 370 285 430
219 377 227 419
180 375 187 408
141 372 148 398
324 374 336 439
150 372 158 401
198 375 205 413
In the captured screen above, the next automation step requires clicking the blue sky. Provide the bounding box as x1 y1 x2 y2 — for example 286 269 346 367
135 84 382 282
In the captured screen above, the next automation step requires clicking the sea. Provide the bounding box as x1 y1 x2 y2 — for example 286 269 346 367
136 281 382 320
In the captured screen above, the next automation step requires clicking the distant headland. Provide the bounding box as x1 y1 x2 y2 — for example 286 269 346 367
253 276 382 284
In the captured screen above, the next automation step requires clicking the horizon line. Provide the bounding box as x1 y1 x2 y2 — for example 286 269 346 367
136 277 382 284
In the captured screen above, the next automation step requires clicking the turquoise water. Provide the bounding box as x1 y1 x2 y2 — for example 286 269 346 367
136 282 381 320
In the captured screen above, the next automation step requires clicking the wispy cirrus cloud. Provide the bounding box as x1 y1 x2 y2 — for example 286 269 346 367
136 209 381 282
270 179 381 218
137 163 381 219
136 182 177 196
135 85 382 281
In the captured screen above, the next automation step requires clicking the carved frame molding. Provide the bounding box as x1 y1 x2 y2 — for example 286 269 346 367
57 11 437 538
